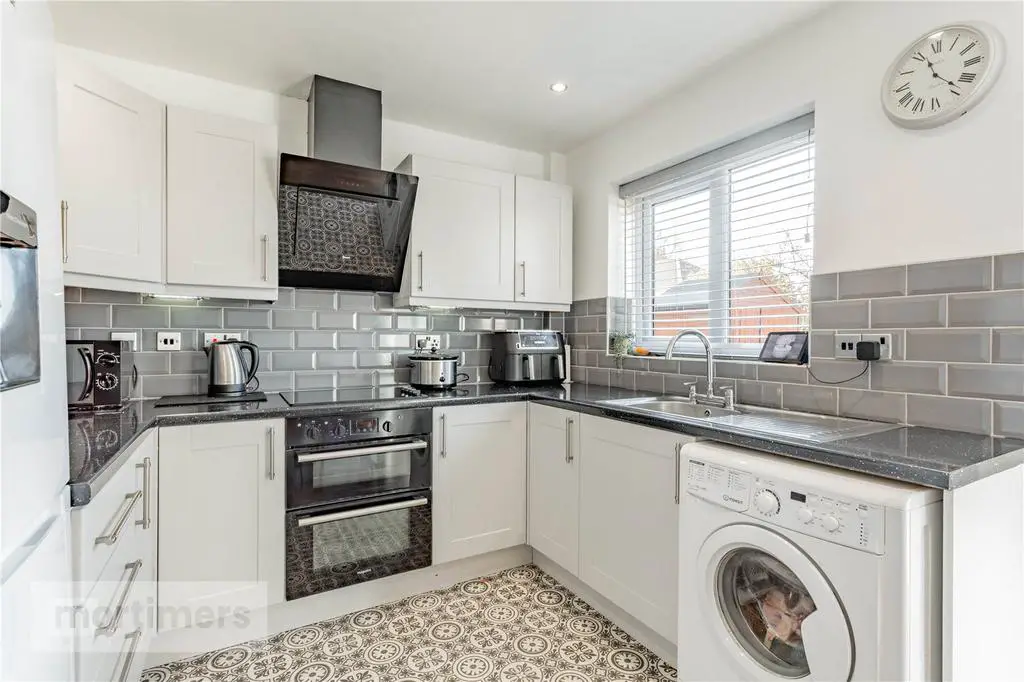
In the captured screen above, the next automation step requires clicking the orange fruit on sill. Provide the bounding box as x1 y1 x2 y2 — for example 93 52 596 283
633 347 651 356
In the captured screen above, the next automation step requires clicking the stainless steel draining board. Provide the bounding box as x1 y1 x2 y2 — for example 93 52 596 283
705 411 900 442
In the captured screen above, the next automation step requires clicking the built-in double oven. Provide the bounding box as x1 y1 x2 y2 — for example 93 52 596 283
284 408 433 601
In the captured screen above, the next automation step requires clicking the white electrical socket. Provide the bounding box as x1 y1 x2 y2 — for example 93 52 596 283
414 335 442 351
203 332 242 347
110 332 138 351
861 333 893 360
156 331 182 351
834 333 861 360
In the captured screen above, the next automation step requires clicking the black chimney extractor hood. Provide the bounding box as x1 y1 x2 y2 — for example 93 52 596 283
277 76 418 293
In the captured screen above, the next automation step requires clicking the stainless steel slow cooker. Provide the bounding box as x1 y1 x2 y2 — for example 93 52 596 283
407 351 470 389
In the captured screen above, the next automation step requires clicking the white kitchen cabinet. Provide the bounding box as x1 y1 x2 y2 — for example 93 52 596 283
395 155 571 311
398 155 515 304
433 403 527 564
527 403 580 575
158 420 284 627
57 59 164 287
514 176 573 307
166 107 278 291
578 415 690 643
70 430 157 682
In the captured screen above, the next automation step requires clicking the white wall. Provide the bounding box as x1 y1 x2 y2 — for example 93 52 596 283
568 1 1024 300
57 45 552 178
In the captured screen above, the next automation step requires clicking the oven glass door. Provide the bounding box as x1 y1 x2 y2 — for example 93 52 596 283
287 436 431 509
285 492 432 600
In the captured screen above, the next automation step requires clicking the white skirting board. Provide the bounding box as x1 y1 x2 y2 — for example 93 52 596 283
942 463 1024 682
145 545 532 667
532 551 677 667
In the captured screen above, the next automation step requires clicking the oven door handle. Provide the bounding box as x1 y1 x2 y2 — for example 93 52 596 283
295 439 428 464
296 497 429 527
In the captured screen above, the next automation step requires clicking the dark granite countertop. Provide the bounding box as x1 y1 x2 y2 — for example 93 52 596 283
68 383 1024 506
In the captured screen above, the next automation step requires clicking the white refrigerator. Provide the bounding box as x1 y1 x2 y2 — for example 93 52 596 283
0 2 74 681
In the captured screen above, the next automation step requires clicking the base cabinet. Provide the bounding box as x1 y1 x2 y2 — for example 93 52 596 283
527 403 580 575
157 420 284 628
433 403 527 564
578 415 690 643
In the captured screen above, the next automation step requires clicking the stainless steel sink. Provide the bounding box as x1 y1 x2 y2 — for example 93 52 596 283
602 396 740 419
601 395 900 442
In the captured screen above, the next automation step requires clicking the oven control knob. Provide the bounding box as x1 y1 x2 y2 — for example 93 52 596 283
754 490 780 515
382 420 392 433
822 514 841 532
305 424 323 442
328 421 346 439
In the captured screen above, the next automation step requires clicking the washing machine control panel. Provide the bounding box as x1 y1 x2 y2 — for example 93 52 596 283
687 459 885 554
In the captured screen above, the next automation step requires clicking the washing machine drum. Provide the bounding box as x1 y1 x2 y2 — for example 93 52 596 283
696 525 854 681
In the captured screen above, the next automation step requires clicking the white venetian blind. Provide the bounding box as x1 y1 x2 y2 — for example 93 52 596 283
620 113 815 357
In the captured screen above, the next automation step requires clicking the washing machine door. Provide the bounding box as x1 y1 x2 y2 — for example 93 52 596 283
695 524 853 681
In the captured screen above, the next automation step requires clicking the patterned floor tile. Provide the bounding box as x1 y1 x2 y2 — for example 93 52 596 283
141 564 677 682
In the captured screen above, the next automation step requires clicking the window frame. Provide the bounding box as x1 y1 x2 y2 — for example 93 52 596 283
621 115 815 359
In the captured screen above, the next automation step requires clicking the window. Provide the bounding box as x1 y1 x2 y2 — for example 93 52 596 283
621 114 815 357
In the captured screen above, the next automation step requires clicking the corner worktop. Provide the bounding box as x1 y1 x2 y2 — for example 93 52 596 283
68 383 1024 506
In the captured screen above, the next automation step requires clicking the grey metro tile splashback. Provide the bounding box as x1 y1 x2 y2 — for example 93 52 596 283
65 286 547 397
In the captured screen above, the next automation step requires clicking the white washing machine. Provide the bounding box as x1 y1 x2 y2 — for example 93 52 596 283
678 441 942 682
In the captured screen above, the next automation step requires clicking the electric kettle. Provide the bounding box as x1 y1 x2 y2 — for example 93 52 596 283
205 340 259 397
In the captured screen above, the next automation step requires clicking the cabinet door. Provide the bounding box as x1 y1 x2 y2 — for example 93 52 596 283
57 59 164 282
407 157 515 302
166 107 277 290
514 177 573 305
528 403 580 575
158 420 284 625
433 403 526 564
579 415 688 642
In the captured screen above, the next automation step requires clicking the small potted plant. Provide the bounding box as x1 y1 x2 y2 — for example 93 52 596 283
608 330 635 369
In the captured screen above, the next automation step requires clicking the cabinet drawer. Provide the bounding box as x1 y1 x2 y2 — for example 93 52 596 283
75 519 152 682
71 432 156 593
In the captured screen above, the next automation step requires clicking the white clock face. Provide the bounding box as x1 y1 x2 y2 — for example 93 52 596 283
882 24 1003 128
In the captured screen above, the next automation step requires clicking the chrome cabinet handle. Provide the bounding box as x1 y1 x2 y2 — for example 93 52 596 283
95 491 143 546
439 413 447 458
260 234 269 281
296 439 428 464
115 629 143 682
674 443 682 504
95 560 143 636
267 427 276 480
417 251 424 291
135 457 151 529
565 417 574 463
297 497 429 527
60 200 69 264
520 261 527 297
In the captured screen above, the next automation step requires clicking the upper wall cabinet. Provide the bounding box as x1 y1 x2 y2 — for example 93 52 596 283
57 61 164 285
166 107 278 291
395 155 572 311
514 176 572 307
56 59 279 300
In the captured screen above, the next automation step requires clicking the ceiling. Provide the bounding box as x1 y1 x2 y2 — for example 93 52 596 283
51 1 826 153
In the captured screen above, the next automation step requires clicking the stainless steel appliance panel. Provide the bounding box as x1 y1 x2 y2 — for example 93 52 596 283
0 190 40 391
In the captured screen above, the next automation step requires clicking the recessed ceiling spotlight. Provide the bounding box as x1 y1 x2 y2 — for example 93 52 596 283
549 82 568 94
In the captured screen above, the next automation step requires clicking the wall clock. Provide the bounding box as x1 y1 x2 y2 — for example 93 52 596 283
881 23 1004 129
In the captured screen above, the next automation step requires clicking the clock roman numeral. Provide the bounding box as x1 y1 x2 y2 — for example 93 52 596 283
949 85 962 96
895 82 911 93
959 72 977 83
912 97 925 113
960 41 977 56
931 97 941 111
932 40 942 53
950 35 960 51
912 52 926 62
964 56 982 68
899 70 915 76
899 91 914 107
